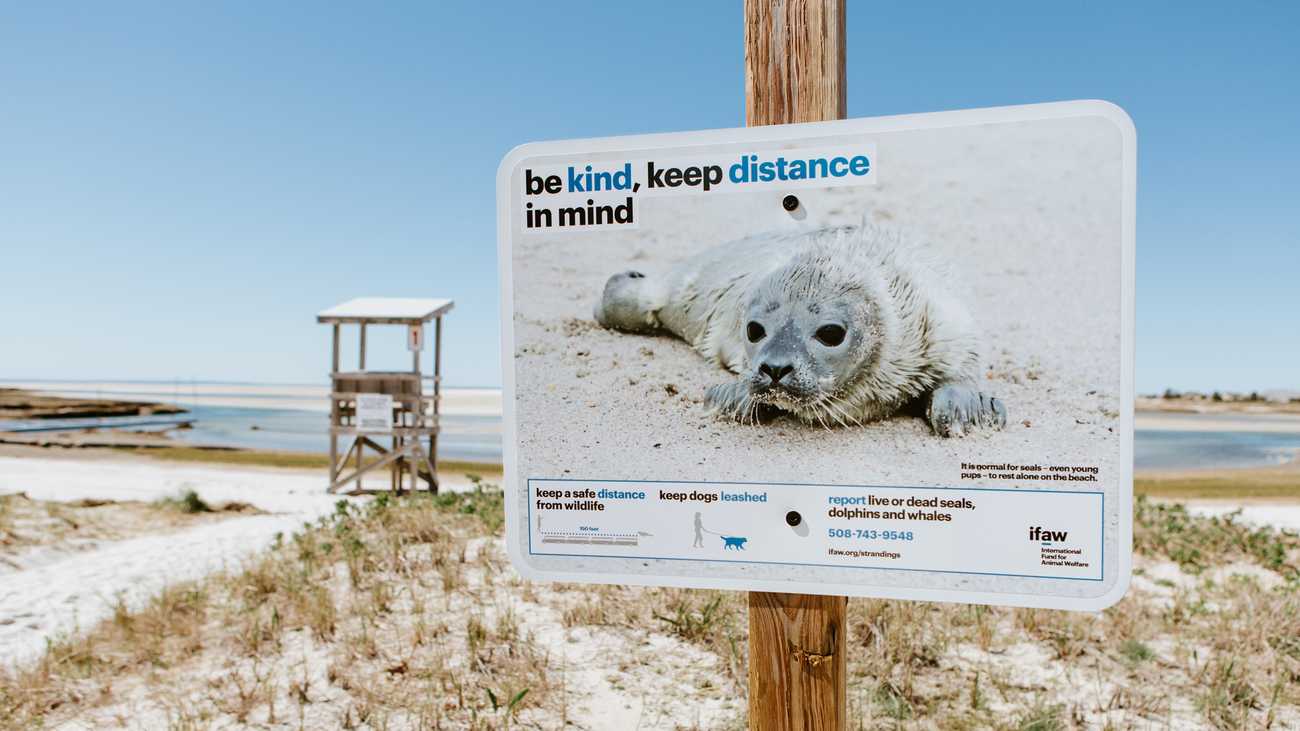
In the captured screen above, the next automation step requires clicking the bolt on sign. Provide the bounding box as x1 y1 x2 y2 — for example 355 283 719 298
496 101 1136 610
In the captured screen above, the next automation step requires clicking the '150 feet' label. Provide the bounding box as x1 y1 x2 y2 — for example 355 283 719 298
527 480 1104 582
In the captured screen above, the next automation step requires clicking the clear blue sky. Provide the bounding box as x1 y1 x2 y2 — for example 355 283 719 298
1 2 1296 393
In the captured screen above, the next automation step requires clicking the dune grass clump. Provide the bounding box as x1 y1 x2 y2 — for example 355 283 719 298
0 493 14 542
149 488 214 515
430 474 506 533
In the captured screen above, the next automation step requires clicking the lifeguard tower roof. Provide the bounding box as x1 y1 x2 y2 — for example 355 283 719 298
316 297 454 325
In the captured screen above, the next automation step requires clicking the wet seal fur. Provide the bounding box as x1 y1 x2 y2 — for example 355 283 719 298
593 224 1007 437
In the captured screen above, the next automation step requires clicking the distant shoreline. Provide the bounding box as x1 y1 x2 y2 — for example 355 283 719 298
1137 394 1300 415
0 380 503 417
0 387 185 422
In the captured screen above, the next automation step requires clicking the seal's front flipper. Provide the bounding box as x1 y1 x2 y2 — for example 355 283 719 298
705 380 759 423
927 384 1007 437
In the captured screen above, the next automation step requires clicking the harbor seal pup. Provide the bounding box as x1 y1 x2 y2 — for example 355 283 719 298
593 224 1007 437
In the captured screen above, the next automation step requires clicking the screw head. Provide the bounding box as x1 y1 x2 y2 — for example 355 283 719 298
785 510 802 527
782 195 799 212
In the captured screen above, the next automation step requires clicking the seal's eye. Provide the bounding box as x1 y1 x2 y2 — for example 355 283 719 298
814 324 846 347
746 322 766 343
627 271 645 279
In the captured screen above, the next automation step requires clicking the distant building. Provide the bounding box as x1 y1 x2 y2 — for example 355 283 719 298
1262 389 1300 403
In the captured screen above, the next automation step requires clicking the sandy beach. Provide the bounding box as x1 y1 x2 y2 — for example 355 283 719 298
1135 410 1300 433
0 455 346 664
0 448 501 666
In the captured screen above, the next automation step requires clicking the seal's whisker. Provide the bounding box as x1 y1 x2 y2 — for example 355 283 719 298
815 399 843 428
828 403 850 428
812 404 831 429
827 398 860 426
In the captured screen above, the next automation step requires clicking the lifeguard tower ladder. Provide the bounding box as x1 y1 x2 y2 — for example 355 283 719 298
316 297 453 494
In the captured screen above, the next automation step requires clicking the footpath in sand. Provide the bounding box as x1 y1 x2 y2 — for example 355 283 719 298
0 450 484 666
0 454 348 664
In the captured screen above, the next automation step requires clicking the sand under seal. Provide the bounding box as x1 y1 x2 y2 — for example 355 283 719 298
509 115 1126 595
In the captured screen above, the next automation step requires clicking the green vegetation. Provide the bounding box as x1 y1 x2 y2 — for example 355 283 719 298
429 474 505 533
4 484 1299 729
1133 494 1300 580
150 489 215 515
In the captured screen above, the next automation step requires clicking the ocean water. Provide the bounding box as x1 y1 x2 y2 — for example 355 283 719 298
6 381 1297 470
166 408 1297 471
0 381 502 464
1134 429 1300 471
168 406 502 463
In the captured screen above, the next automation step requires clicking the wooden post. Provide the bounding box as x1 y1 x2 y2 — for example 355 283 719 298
430 316 442 492
330 324 339 483
745 0 846 126
746 1 848 730
332 324 340 373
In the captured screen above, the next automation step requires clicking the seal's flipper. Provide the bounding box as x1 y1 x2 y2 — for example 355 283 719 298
594 270 666 332
926 384 1007 437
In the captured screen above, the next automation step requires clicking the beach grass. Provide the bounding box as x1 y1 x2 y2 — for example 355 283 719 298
1135 466 1300 500
4 485 1299 729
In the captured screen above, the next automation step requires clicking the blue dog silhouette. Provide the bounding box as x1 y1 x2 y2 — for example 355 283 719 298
722 536 748 550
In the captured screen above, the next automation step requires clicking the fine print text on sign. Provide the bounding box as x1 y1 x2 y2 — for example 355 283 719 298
528 481 1104 583
356 394 393 433
498 101 1136 610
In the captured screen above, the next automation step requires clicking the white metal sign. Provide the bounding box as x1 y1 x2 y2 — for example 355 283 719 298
498 101 1135 610
355 394 393 432
408 324 424 352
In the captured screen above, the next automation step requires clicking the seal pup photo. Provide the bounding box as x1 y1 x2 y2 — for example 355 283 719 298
593 224 1008 437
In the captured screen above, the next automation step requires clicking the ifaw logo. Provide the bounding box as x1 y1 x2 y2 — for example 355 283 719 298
1029 526 1068 543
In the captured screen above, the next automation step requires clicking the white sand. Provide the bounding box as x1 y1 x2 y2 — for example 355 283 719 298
0 457 353 664
510 116 1128 595
0 380 503 416
1135 411 1300 433
1185 503 1300 533
0 454 499 667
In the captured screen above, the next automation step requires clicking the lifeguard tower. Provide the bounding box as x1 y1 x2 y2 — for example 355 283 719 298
316 297 453 494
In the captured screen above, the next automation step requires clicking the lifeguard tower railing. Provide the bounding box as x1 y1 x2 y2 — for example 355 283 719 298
316 297 453 494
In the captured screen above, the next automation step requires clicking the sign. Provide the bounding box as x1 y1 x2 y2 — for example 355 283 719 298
408 324 424 352
497 101 1135 610
355 394 393 432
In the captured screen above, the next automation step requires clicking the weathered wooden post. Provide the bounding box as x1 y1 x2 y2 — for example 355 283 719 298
745 1 848 729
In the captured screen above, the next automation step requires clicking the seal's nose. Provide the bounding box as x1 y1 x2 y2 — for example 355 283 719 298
759 362 794 384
